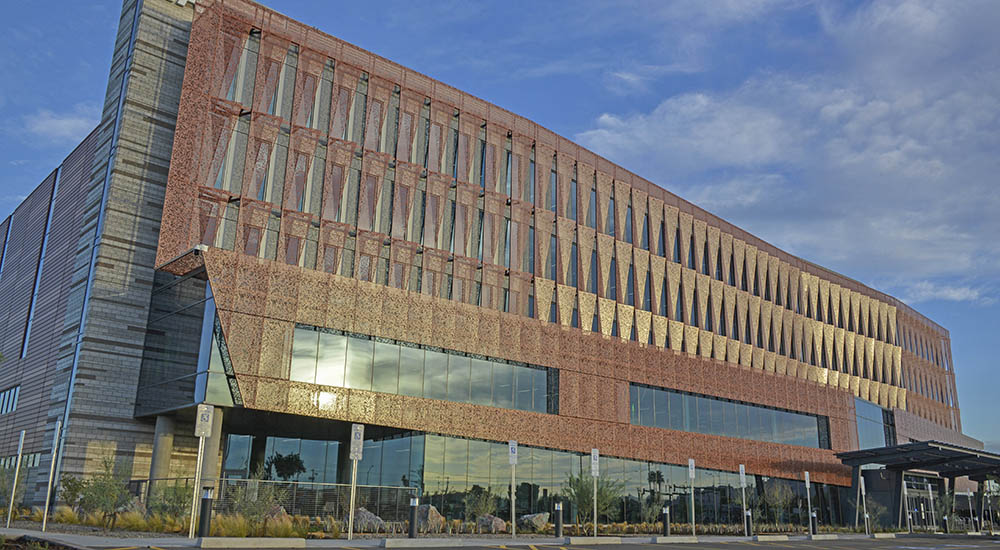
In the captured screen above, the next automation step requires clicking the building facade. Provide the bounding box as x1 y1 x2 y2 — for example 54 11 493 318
0 0 982 529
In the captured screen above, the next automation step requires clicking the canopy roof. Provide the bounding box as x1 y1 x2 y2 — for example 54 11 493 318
837 441 1000 482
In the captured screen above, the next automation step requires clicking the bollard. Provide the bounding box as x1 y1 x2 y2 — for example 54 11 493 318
409 497 418 538
745 510 753 537
197 488 213 538
943 515 949 534
810 510 817 535
662 507 669 536
555 502 563 538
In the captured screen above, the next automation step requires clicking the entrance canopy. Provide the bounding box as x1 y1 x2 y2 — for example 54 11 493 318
837 440 1000 481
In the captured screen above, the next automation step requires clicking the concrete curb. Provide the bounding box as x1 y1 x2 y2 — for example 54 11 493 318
648 536 698 544
564 536 622 544
753 534 789 541
871 533 896 539
808 534 838 540
200 537 305 548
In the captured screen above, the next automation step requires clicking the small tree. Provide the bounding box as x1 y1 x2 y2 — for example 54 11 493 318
60 474 86 514
79 457 132 529
223 466 287 535
463 486 497 522
562 472 623 533
761 482 794 524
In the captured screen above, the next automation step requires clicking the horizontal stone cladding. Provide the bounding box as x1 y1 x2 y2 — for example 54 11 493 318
192 246 854 486
0 128 99 501
155 0 971 484
48 0 195 491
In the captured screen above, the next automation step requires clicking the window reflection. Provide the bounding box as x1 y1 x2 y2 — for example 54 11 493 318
291 325 557 414
630 382 827 449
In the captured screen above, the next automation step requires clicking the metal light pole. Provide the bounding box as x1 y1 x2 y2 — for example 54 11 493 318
688 459 695 536
42 421 61 532
5 431 25 528
591 449 599 536
805 471 813 535
739 464 749 536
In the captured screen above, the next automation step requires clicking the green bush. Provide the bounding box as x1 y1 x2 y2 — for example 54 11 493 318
77 457 132 529
147 483 189 517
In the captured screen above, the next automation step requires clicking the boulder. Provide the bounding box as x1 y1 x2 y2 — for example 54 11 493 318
348 507 386 532
518 512 549 532
477 513 507 533
416 504 445 533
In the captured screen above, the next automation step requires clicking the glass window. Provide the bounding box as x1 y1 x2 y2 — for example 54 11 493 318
299 439 326 483
638 386 653 426
532 368 547 413
653 387 668 429
290 327 318 383
470 358 492 405
316 332 347 386
629 386 639 425
398 345 424 397
372 341 400 394
697 396 711 434
710 399 724 436
514 366 534 411
723 401 739 439
669 392 685 431
492 362 514 408
446 355 471 402
423 349 449 400
345 336 373 390
381 436 411 488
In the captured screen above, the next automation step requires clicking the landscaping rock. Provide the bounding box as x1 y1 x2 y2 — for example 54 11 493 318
416 504 445 533
477 513 507 533
347 506 386 532
518 512 549 532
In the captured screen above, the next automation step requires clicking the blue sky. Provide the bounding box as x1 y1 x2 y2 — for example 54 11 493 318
2 1 997 450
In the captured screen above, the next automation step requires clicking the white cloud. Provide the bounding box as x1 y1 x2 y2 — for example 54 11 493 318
23 103 98 143
900 281 993 305
575 0 1000 306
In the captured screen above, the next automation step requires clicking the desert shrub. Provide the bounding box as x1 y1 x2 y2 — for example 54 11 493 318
77 457 132 529
59 475 86 514
211 513 251 537
147 483 189 517
116 511 149 532
462 486 497 522
222 467 287 534
52 506 80 524
562 472 624 533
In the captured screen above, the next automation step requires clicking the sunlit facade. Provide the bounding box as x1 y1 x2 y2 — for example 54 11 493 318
0 0 982 528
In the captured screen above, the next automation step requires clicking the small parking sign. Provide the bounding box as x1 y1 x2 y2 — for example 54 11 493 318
349 423 364 461
508 440 518 465
591 448 599 476
194 404 214 437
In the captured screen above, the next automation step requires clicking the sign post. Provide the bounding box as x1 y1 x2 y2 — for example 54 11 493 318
509 440 517 537
805 471 813 535
348 424 364 540
591 448 599 536
860 476 870 535
688 459 696 536
5 430 24 528
188 404 213 539
739 464 748 536
42 421 61 531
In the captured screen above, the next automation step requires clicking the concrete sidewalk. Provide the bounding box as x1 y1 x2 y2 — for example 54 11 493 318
3 527 993 549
